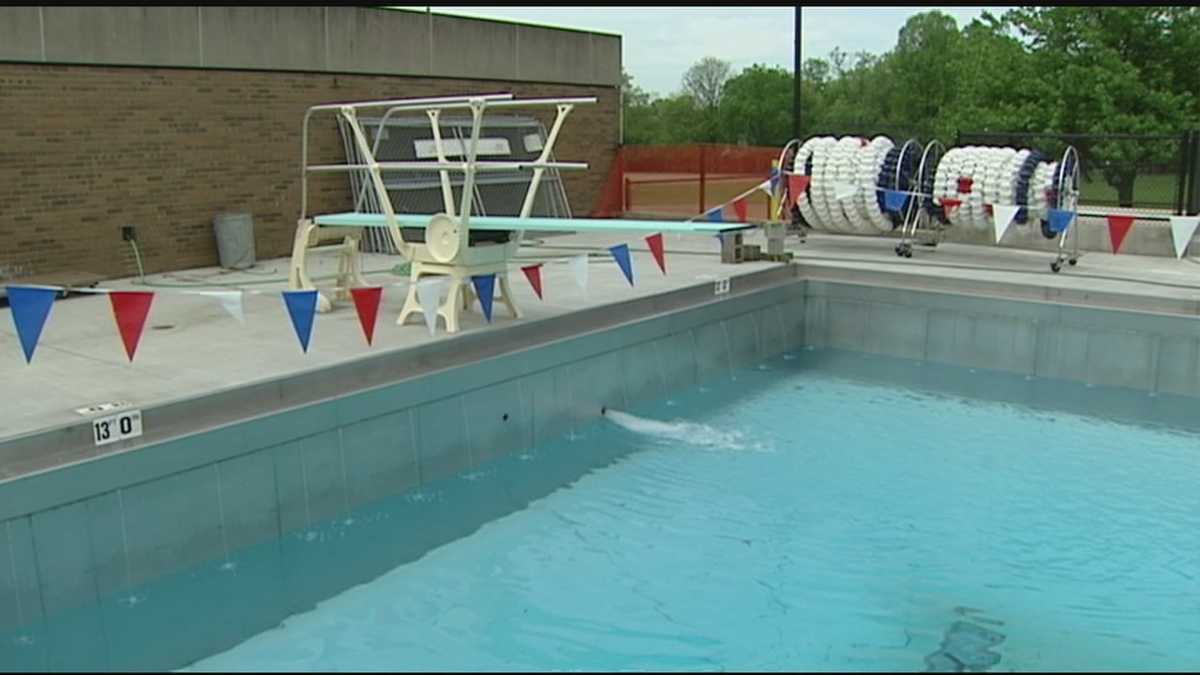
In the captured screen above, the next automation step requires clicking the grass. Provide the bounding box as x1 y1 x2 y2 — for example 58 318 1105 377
1079 173 1179 209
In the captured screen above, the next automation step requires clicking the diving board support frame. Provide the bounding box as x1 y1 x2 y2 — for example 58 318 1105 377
292 93 591 328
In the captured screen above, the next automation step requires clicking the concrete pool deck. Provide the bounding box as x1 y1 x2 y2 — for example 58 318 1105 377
2 227 1199 481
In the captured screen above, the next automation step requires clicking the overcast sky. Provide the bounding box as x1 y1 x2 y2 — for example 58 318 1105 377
411 7 1014 96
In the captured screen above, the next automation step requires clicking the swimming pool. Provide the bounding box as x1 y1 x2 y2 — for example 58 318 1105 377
177 351 1200 672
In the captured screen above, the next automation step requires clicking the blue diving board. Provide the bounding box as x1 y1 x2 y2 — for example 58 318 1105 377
312 212 757 234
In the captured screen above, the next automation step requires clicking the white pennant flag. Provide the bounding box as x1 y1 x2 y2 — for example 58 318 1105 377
568 254 589 293
1169 215 1200 259
416 278 445 336
757 179 773 196
188 290 245 325
991 204 1020 244
834 182 858 201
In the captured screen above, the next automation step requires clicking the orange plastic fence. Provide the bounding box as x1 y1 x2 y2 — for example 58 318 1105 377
593 143 780 219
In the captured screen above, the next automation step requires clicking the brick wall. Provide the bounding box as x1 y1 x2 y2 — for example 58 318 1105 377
0 63 618 280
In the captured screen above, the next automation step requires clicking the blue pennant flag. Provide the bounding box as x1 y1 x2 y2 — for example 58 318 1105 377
769 167 780 191
7 286 57 363
1047 208 1075 234
883 189 908 212
282 290 318 353
609 243 634 286
706 208 724 223
471 274 496 322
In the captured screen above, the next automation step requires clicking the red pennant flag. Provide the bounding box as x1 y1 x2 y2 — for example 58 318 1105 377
788 175 811 206
350 286 382 346
957 177 974 194
108 291 154 362
1106 215 1134 254
645 232 666 274
521 264 544 300
733 197 748 222
941 198 962 218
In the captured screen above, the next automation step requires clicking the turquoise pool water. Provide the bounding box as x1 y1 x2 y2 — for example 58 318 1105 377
183 352 1200 672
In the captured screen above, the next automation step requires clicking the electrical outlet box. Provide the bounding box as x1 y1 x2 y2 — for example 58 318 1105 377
121 225 137 241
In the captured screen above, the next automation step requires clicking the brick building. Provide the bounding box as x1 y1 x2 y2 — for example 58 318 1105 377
0 7 621 281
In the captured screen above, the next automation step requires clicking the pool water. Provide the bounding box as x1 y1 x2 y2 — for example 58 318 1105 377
178 351 1200 672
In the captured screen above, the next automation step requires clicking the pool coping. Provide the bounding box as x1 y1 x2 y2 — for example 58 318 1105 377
0 263 801 491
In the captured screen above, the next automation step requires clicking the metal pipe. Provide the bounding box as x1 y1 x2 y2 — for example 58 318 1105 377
306 161 589 173
306 93 513 113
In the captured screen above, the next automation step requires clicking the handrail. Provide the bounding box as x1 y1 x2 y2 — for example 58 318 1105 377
306 161 590 173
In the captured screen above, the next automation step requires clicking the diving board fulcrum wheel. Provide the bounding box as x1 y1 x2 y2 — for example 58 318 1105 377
426 213 462 264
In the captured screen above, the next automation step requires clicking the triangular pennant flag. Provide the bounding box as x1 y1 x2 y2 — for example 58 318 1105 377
883 189 907 213
1169 215 1200 259
768 167 780 191
788 175 811 206
609 243 634 286
957 177 974 194
416 278 444 336
568 254 589 293
834 182 858 201
1047 208 1075 234
281 289 317 353
991 204 1020 243
6 286 57 364
521 264 544 299
940 197 962 218
188 290 245 325
471 274 496 322
733 197 748 222
109 291 155 362
645 233 666 274
757 179 772 196
1106 215 1135 254
350 286 382 345
706 208 724 223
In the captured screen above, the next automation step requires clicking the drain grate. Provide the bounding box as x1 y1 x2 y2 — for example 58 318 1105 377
925 610 1006 672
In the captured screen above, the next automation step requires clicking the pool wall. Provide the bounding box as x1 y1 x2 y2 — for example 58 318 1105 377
0 267 805 671
3 266 1199 671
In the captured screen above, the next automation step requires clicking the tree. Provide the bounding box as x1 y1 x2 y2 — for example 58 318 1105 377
718 64 794 146
681 56 732 109
1004 6 1198 205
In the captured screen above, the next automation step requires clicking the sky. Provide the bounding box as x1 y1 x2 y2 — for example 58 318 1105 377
407 6 1014 96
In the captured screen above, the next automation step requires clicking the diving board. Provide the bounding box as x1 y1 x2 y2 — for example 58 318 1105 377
290 93 761 333
312 212 756 234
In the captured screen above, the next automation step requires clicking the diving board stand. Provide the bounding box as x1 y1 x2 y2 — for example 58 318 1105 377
292 93 757 333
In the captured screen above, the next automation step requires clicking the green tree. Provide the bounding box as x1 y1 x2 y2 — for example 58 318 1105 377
1005 6 1198 205
620 69 660 145
717 64 794 146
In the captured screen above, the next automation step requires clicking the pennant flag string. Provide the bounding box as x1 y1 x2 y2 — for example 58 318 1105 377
521 264 544 300
1169 215 1200 259
568 254 589 294
281 289 317 353
991 204 1021 244
109 291 155 362
7 286 57 364
645 233 667 274
471 274 496 323
609 244 634 286
415 277 445 337
349 286 382 346
1106 215 1134 254
1046 208 1075 234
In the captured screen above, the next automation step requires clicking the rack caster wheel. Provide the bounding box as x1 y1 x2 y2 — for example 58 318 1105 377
1068 258 1078 266
894 245 903 256
1050 261 1061 273
904 249 913 258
